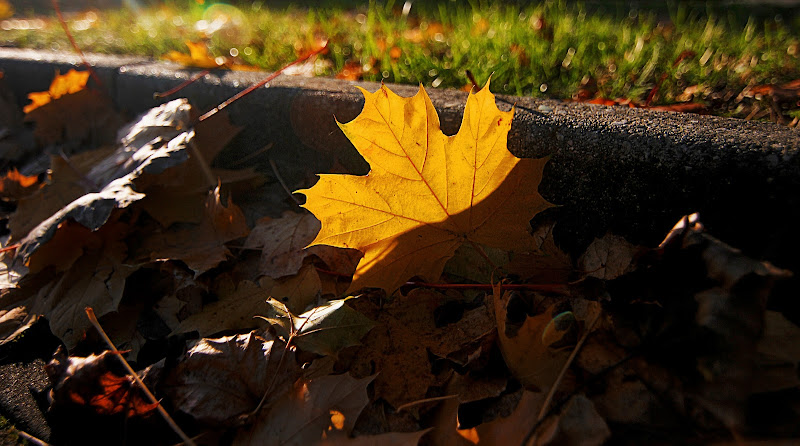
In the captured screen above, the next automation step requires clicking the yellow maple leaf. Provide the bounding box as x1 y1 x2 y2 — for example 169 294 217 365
23 69 90 113
162 41 223 69
298 81 553 293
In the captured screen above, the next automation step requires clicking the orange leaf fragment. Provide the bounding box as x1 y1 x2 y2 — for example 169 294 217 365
163 40 224 69
23 69 90 113
0 168 40 199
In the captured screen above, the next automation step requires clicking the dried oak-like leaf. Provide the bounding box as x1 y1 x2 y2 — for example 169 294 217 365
172 279 268 337
139 185 249 275
298 81 552 293
344 289 495 408
161 330 300 426
244 211 321 278
234 374 374 446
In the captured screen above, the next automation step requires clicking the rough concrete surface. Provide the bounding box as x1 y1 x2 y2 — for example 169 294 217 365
2 48 797 267
1 46 799 442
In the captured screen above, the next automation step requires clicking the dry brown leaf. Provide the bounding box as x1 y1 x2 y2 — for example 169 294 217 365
24 72 122 146
535 395 610 446
268 262 323 314
9 148 115 241
321 430 429 446
345 289 494 408
140 185 249 275
34 222 136 348
578 233 643 280
161 330 300 426
474 391 545 444
137 110 245 227
46 346 159 417
0 168 40 200
506 222 573 283
244 211 321 278
172 279 268 337
493 284 601 391
428 396 477 446
234 374 375 446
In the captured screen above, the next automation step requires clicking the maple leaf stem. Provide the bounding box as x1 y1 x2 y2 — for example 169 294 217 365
51 0 105 91
523 310 602 446
153 69 211 99
84 307 197 446
195 41 329 125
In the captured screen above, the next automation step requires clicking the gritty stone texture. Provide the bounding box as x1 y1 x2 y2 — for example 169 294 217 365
1 47 799 269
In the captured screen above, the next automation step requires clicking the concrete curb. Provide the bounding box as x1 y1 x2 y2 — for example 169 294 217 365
1 48 799 271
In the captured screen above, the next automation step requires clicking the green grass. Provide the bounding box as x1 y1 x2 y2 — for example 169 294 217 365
1 1 799 116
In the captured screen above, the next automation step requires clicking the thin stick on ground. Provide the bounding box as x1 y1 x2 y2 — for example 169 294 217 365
269 158 301 205
154 70 211 99
51 0 104 90
195 41 328 125
523 310 602 446
85 307 197 446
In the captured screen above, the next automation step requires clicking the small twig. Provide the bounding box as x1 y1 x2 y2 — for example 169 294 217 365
465 70 480 90
396 395 458 412
229 143 273 167
269 158 301 205
0 243 19 254
153 70 211 99
195 41 329 125
85 307 197 446
51 0 104 90
524 310 602 446
16 430 51 446
187 138 216 188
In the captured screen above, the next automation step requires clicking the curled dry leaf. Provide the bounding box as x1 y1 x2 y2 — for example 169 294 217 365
578 233 643 280
321 429 429 446
0 168 40 200
298 80 552 293
46 346 158 417
234 374 375 446
7 99 194 280
267 262 323 314
160 330 300 426
139 184 249 275
535 395 610 446
244 211 321 279
172 279 268 337
262 297 376 357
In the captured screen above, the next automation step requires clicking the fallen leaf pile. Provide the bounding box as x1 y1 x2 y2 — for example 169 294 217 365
0 71 798 445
